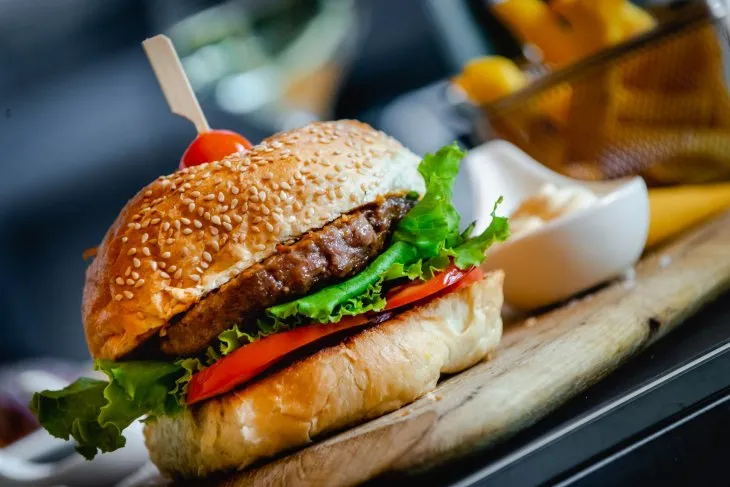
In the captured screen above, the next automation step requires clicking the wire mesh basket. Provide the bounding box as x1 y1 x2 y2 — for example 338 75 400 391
473 0 730 186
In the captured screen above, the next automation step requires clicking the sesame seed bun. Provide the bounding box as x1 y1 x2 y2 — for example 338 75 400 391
82 121 424 361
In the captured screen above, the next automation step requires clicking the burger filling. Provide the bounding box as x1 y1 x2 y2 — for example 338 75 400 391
162 196 415 357
31 143 509 460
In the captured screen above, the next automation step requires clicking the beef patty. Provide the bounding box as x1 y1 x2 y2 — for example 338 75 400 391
161 196 414 356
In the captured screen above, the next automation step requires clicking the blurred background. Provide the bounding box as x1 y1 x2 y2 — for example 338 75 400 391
5 0 679 364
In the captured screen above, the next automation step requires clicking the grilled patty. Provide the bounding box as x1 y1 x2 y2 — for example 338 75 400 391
161 196 414 356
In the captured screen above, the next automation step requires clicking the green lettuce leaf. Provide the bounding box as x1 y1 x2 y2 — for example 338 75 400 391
266 241 418 324
29 377 122 460
30 360 186 459
448 197 510 268
392 143 465 258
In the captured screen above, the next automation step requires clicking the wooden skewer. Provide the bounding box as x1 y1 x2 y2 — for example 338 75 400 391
142 34 210 134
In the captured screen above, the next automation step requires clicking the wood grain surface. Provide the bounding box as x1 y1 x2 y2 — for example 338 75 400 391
137 210 730 487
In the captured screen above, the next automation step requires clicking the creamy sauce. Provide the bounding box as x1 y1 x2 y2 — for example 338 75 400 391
510 183 598 235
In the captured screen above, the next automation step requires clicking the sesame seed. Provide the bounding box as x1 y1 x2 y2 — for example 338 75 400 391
254 243 266 251
195 266 204 274
166 238 175 245
222 215 231 223
133 258 141 268
251 226 261 233
121 236 128 243
194 219 202 228
231 199 239 209
218 192 225 203
197 207 205 216
159 262 166 269
252 215 263 224
211 227 219 235
231 187 240 195
211 215 222 225
265 222 274 232
174 220 181 230
191 191 201 198
204 194 215 201
190 274 200 282
132 271 140 280
162 222 170 232
114 294 123 301
162 251 171 259
181 217 191 225
174 268 183 279
204 212 211 220
188 203 196 212
144 190 153 197
210 240 220 251
125 266 131 276
232 214 243 223
151 218 161 225
134 279 145 288
160 272 170 279
123 291 134 300
182 228 193 235
115 277 124 285
223 222 233 231
200 262 209 269
203 252 212 262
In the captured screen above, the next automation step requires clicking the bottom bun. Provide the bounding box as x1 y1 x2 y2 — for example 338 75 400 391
144 270 504 478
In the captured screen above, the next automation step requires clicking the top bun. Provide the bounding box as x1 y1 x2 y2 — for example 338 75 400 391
82 120 424 361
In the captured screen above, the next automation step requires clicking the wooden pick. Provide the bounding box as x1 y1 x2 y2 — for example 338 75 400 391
142 34 210 133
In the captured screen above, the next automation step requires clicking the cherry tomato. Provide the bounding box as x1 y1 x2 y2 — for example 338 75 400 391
179 130 253 169
384 265 482 311
187 314 371 404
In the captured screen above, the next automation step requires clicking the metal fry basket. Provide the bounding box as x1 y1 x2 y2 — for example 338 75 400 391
473 0 730 186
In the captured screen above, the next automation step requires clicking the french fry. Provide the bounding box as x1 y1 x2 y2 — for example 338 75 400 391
453 56 528 104
620 2 657 38
602 127 730 184
490 0 576 66
615 87 715 126
564 64 622 164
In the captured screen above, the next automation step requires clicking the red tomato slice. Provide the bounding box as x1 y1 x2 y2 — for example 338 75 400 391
186 266 484 404
384 264 479 311
186 314 371 404
180 129 253 169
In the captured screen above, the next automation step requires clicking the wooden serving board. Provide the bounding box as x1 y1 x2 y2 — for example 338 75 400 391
135 210 730 487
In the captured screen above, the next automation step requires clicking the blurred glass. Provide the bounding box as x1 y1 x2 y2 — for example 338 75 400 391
149 0 358 132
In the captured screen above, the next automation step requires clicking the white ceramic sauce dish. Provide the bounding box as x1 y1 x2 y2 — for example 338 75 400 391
454 140 649 311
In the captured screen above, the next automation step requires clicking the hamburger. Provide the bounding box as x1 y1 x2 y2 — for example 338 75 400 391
31 120 508 478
